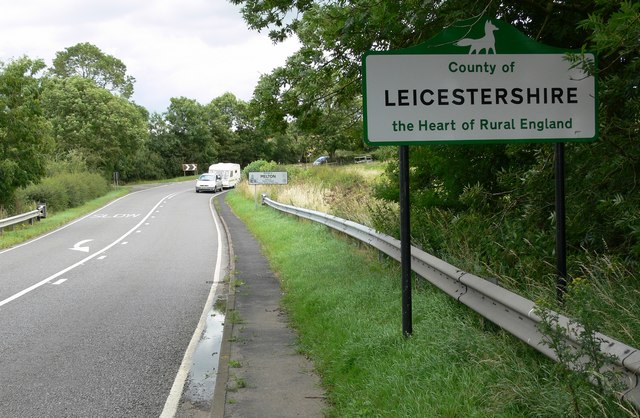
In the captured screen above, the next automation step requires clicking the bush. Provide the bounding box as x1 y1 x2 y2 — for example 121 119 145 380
370 146 396 162
18 171 109 212
20 178 69 211
242 160 280 178
46 151 89 176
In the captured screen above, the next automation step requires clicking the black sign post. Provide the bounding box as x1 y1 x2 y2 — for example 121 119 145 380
399 145 412 336
555 143 568 302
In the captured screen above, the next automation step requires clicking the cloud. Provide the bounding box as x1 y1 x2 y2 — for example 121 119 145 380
0 0 300 113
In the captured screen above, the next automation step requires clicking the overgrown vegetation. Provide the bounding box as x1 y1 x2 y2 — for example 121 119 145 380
237 160 639 414
226 189 634 417
6 156 109 214
536 282 629 418
371 157 640 351
240 161 392 226
1 155 118 248
16 172 108 213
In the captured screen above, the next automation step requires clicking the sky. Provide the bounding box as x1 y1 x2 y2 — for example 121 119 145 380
0 0 301 113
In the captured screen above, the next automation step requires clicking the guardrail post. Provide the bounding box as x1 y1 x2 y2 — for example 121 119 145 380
37 202 47 219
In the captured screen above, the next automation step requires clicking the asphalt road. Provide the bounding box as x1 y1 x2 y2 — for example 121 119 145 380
0 182 226 417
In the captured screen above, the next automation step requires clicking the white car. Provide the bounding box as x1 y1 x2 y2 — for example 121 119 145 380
195 173 222 193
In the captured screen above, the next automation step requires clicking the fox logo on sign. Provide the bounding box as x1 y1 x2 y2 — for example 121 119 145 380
455 20 498 54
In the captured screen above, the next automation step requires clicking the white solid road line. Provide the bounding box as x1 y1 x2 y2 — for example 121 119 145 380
0 186 163 256
160 194 225 418
0 192 179 309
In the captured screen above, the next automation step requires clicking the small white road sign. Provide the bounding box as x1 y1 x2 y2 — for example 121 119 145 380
248 172 288 185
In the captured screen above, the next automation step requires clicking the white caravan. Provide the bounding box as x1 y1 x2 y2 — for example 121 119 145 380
208 163 241 189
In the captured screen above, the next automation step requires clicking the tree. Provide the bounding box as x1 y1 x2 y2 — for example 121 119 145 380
208 93 250 131
249 71 291 135
160 97 218 176
235 0 640 260
42 76 146 177
51 42 135 98
147 112 178 178
205 93 243 163
0 57 53 206
557 1 640 256
248 46 362 158
206 93 272 166
230 0 316 42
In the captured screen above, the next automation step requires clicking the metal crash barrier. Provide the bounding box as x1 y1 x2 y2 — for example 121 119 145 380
261 194 640 409
0 204 47 234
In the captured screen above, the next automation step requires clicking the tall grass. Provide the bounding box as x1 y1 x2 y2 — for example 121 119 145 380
226 190 631 417
239 163 394 226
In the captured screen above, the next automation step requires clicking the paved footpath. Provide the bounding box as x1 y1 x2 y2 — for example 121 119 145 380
210 194 327 418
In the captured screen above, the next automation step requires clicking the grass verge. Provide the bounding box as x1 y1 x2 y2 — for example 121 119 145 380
225 190 630 417
0 187 130 249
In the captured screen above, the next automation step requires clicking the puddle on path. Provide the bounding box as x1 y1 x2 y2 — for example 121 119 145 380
182 302 225 410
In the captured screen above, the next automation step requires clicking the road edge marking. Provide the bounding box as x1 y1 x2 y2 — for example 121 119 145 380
0 192 177 308
160 193 225 417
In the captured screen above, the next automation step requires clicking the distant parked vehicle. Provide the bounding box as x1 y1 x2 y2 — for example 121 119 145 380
195 173 222 193
313 156 329 165
354 155 373 164
208 163 241 188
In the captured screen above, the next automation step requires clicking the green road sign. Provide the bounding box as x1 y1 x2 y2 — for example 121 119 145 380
362 17 598 145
